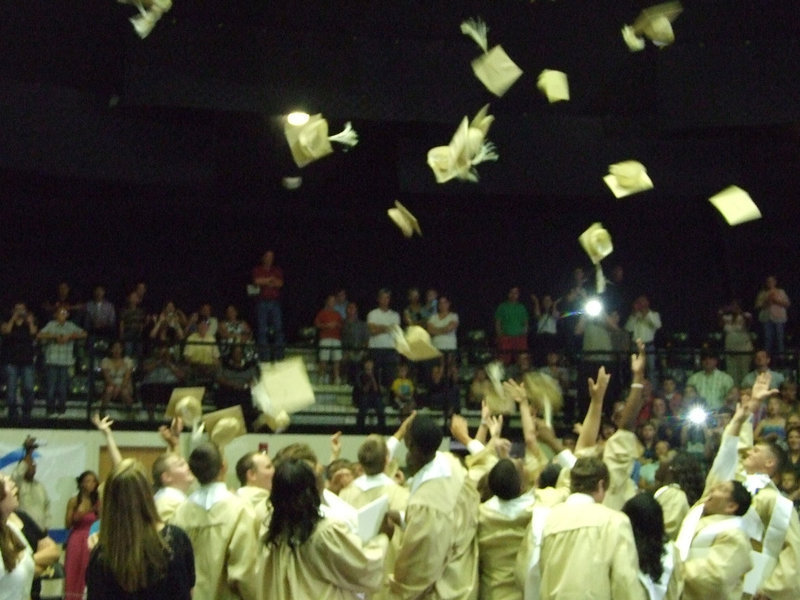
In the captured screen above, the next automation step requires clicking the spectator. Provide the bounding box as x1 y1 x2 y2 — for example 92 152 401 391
86 459 195 599
686 352 734 410
741 349 785 391
341 302 369 384
182 320 220 382
755 275 791 358
99 341 135 412
140 343 186 421
1 303 38 421
719 299 753 388
353 358 385 433
217 305 253 361
37 308 87 416
426 363 460 422
186 303 218 337
420 288 439 321
216 346 258 422
84 285 116 339
10 437 50 532
753 395 787 442
41 281 83 322
118 292 147 365
494 286 529 365
313 295 343 385
426 294 459 358
252 249 285 362
367 288 400 387
468 366 490 409
149 301 187 356
530 293 561 359
390 363 415 416
332 288 348 319
403 288 425 327
625 295 662 377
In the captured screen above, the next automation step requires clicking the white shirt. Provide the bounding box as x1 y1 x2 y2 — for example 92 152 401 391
625 310 662 344
367 308 400 349
0 522 35 600
428 312 459 350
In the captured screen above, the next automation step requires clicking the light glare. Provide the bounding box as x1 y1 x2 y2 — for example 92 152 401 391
687 406 707 425
287 111 310 126
585 298 603 317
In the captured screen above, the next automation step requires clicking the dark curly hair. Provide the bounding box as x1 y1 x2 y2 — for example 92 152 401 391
666 452 705 506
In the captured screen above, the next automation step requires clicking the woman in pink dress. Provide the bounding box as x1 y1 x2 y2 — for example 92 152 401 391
64 470 100 600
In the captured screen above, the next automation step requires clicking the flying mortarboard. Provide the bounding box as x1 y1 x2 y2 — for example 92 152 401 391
603 160 654 198
284 114 359 168
709 185 762 225
461 18 523 97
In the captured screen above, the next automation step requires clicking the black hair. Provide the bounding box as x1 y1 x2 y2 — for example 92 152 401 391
265 459 322 549
188 442 223 485
408 415 443 458
730 480 752 516
487 459 522 501
538 463 562 489
622 494 667 583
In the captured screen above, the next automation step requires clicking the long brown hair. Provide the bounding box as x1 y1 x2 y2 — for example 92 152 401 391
96 459 170 592
0 476 25 572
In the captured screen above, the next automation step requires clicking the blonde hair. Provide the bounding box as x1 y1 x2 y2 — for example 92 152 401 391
97 459 170 592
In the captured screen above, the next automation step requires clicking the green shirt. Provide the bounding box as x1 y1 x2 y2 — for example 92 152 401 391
495 302 529 337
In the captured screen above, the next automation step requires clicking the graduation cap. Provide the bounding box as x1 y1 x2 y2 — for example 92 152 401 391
709 185 762 225
537 70 570 103
202 405 247 448
120 0 173 39
251 357 315 432
427 105 498 184
388 201 422 238
603 160 654 198
461 18 523 97
579 223 614 293
389 325 442 362
284 114 359 168
622 2 684 51
165 387 205 428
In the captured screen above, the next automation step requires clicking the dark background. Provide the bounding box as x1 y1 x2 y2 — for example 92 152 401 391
1 1 799 343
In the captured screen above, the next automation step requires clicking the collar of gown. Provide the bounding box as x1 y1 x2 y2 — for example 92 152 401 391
409 451 452 496
188 481 231 509
353 473 395 491
565 492 596 506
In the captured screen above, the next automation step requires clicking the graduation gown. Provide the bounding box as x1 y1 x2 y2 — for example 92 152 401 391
537 494 645 600
260 518 389 600
478 492 536 600
388 452 480 599
680 514 752 600
653 484 689 542
339 473 410 513
172 483 260 600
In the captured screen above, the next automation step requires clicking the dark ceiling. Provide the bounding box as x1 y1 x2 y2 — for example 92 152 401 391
2 0 799 198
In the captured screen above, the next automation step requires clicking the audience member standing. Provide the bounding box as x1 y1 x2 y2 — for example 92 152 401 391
495 286 529 365
625 295 662 378
314 295 343 384
64 471 100 600
427 294 459 358
367 288 400 387
37 308 87 416
341 302 369 384
252 249 285 362
86 459 195 600
719 300 753 388
755 275 790 358
1 304 38 421
10 437 50 532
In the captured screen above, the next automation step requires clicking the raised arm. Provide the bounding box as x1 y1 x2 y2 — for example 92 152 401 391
503 379 539 455
617 339 646 431
576 366 610 451
92 413 122 467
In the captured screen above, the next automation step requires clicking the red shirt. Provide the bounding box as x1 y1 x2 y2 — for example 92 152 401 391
252 265 284 300
315 309 343 340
